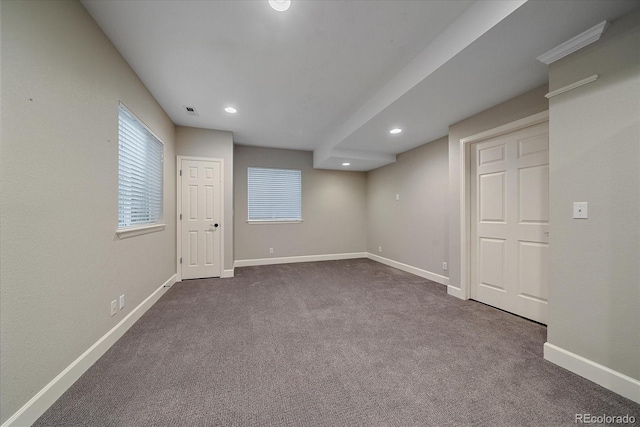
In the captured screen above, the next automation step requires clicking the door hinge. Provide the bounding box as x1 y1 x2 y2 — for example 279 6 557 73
180 170 182 176
180 213 182 220
180 258 182 264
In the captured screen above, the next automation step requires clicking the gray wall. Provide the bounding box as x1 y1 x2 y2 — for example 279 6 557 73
0 1 177 423
234 145 367 261
547 10 640 380
367 137 449 277
447 85 549 292
176 127 234 272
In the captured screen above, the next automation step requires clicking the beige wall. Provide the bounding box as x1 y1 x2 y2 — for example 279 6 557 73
547 10 640 380
176 127 234 271
234 146 367 261
447 85 549 292
367 137 449 277
0 1 176 423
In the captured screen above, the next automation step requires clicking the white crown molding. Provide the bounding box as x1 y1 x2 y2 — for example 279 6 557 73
545 75 599 99
537 20 609 65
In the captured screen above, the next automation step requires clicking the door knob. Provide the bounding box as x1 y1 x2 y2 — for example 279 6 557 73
211 223 219 228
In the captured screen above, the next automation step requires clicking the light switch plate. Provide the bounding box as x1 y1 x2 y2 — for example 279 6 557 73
573 202 588 219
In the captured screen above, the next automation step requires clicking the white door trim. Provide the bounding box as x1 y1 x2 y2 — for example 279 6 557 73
176 156 225 282
451 110 549 300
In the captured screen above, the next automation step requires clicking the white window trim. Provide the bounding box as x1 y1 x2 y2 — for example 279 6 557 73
246 220 304 225
247 167 302 223
116 223 166 239
116 102 164 235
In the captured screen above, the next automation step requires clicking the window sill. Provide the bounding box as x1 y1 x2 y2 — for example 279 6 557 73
116 223 166 239
247 220 303 225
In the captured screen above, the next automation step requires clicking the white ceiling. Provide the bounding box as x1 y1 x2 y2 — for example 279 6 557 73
82 0 639 171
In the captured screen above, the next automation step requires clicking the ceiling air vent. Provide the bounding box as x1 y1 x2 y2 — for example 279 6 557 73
184 106 199 117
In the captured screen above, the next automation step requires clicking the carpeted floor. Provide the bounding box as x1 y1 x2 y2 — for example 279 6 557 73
35 259 639 426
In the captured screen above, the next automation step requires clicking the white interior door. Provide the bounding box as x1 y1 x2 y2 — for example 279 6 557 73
470 122 549 324
181 159 222 279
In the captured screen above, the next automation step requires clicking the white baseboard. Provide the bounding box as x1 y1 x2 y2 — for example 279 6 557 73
1 274 177 427
447 285 467 300
544 342 640 404
222 269 234 278
234 252 367 268
367 253 449 286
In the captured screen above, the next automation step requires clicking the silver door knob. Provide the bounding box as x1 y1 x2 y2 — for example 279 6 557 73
210 223 219 228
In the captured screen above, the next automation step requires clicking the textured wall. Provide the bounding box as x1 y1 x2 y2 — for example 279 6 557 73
234 146 367 261
0 1 176 423
176 127 234 272
547 9 640 380
367 137 449 277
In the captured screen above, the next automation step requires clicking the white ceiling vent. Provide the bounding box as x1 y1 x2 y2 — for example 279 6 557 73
184 106 199 117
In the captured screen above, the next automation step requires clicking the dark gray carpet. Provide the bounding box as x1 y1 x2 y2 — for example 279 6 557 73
35 259 639 426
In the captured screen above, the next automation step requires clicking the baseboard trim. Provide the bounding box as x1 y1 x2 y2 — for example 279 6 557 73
447 285 467 300
234 252 367 268
544 342 640 404
367 253 449 286
1 274 177 427
222 269 234 278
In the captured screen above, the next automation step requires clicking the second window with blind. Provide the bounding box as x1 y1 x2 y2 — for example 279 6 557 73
247 167 302 223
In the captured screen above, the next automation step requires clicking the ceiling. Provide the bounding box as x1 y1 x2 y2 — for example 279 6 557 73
82 0 639 171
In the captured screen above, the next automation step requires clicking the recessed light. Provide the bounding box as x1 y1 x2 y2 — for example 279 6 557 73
342 162 351 166
390 128 402 134
224 107 237 114
269 0 291 12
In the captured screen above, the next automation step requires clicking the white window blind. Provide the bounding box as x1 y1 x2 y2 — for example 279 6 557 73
248 167 302 222
118 103 163 228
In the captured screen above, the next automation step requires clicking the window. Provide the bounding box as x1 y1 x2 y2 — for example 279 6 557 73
118 103 163 229
248 167 302 222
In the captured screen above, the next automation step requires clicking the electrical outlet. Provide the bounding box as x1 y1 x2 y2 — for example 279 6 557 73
269 248 274 254
110 300 117 316
395 194 400 201
573 202 588 219
443 262 448 271
378 246 382 253
119 295 125 310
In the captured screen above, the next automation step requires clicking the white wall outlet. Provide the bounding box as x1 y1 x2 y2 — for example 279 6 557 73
443 262 448 271
395 194 400 201
269 248 274 254
378 246 382 253
110 300 117 316
119 295 125 310
573 202 588 219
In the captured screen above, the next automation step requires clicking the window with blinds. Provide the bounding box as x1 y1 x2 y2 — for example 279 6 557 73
118 103 163 228
248 167 302 222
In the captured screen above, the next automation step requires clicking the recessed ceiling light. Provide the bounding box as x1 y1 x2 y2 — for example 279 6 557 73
224 107 237 114
342 162 351 166
390 128 402 134
269 0 291 12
